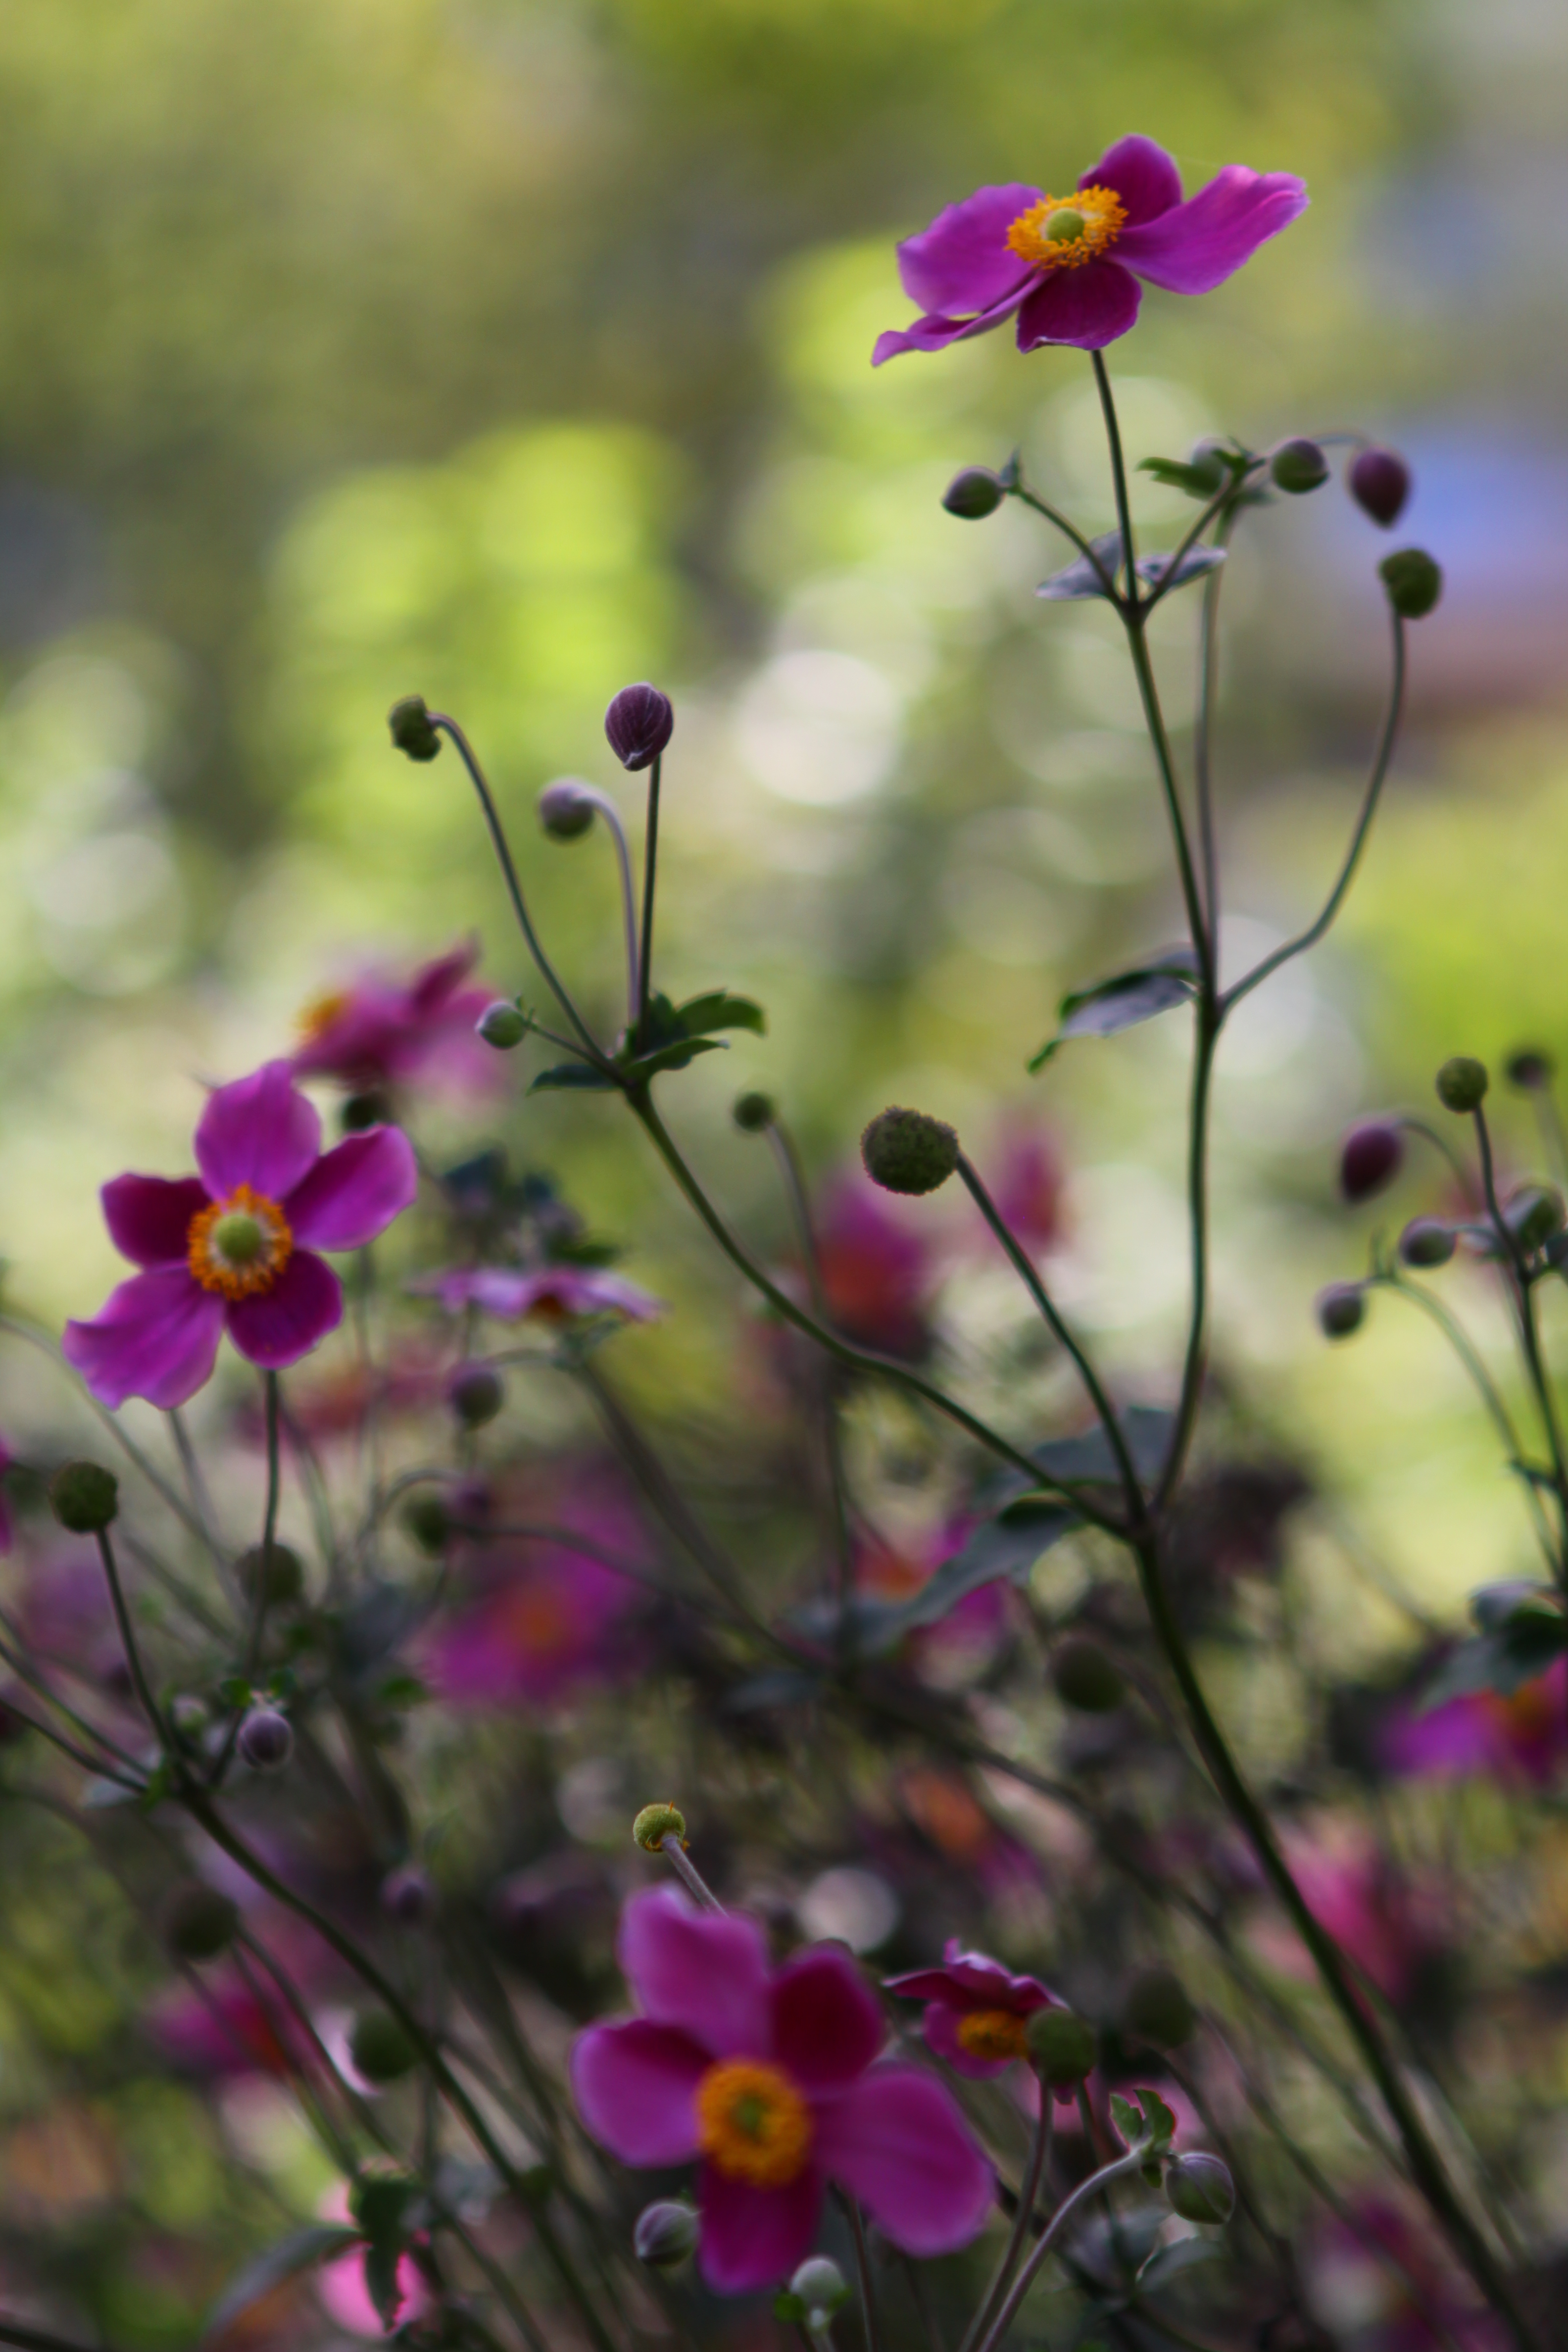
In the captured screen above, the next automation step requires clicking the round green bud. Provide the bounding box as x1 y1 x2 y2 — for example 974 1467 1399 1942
1506 1048 1554 1092
1316 1283 1367 1341
388 694 441 761
1123 1967 1195 2050
164 1884 240 1961
1186 439 1229 495
941 467 1005 520
1025 2005 1098 2087
634 2200 698 2270
403 1494 450 1554
1051 1637 1125 1714
1436 1056 1488 1114
1269 438 1329 494
350 2010 418 2085
237 1541 304 1607
789 2257 850 2324
1165 2153 1235 2226
538 779 597 840
237 1707 293 1773
1507 1185 1565 1252
447 1362 504 1428
476 1001 529 1050
860 1105 960 1197
1379 548 1442 621
732 1090 776 1134
49 1460 119 1534
633 1801 686 1853
1398 1218 1456 1270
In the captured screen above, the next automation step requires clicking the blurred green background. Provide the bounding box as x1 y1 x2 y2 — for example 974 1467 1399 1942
3 0 1568 1638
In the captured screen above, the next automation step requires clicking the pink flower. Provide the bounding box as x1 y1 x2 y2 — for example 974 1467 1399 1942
410 1264 664 1323
62 1061 418 1409
1382 1664 1568 1789
572 1889 993 2294
429 1487 648 1707
814 1176 933 1358
984 1123 1064 1254
292 940 496 1096
316 2186 433 2337
884 1942 1056 2080
874 136 1308 361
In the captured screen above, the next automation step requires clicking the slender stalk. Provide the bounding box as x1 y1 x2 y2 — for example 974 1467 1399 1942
1473 1105 1568 1584
637 752 663 1038
655 1832 724 1912
843 2195 884 2352
245 1371 282 1677
959 2090 1053 2352
95 1528 165 1747
1191 506 1239 935
0 1687 142 1786
1091 350 1140 609
1010 486 1121 598
766 1116 854 1604
971 2143 1149 2352
1155 996 1219 1510
577 785 640 1024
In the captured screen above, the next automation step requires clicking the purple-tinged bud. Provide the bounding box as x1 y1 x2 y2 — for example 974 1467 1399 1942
1349 446 1412 529
238 1541 304 1606
1339 1120 1403 1204
349 2009 418 2084
1399 1218 1456 1269
389 694 441 761
1317 1283 1367 1341
1507 1047 1554 1092
1269 438 1328 495
164 1884 240 1961
380 1865 435 1927
1166 2153 1235 2225
539 778 597 840
1436 1056 1488 1114
942 467 1005 520
634 2200 699 2271
1380 548 1442 621
604 684 674 772
476 1001 528 1050
447 1361 504 1428
1506 1185 1565 1252
787 2258 850 2326
732 1091 775 1133
238 1707 293 1773
861 1106 960 1197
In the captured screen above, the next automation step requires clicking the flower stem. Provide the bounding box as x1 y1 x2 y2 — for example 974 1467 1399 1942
95 1527 165 1747
970 2143 1149 2352
578 785 641 1025
959 2087 1053 2352
655 1834 724 1912
1473 1104 1568 1586
637 752 663 1040
1090 349 1139 609
244 1370 282 1678
842 2194 884 2352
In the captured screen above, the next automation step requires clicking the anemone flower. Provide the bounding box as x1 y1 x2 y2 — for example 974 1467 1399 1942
813 1176 933 1358
884 1942 1058 2080
1382 1665 1568 1790
409 1264 663 1323
572 1888 992 2293
62 1061 417 1410
292 940 496 1096
874 135 1307 361
430 1488 649 1708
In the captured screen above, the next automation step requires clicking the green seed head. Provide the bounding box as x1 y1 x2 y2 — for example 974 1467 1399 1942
49 1460 119 1534
1025 2005 1098 2086
860 1106 960 1197
1435 1056 1488 1114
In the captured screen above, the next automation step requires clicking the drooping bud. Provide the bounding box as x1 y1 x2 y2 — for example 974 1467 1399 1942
403 1494 450 1554
49 1460 119 1534
1506 1047 1554 1092
1399 1218 1456 1269
447 1362 504 1428
538 778 598 840
164 1884 240 1962
1506 1186 1565 1252
1269 438 1328 494
860 1106 960 1197
1317 1283 1367 1340
350 2009 419 2085
1123 1968 1195 2050
389 694 441 762
1165 2153 1235 2226
633 1801 686 1853
789 2257 851 2328
604 684 674 772
380 1864 435 1926
732 1091 776 1133
1051 1638 1125 1714
941 467 1005 520
1025 2005 1098 2087
237 1541 304 1607
634 2200 699 2271
476 1001 529 1050
1349 446 1411 529
1379 548 1442 620
1339 1120 1403 1203
1436 1057 1488 1114
237 1707 294 1773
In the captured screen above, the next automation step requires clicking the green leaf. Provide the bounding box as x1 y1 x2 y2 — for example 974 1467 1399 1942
1036 532 1122 602
1029 949 1200 1071
619 1035 727 1083
352 2178 417 2330
1133 2086 1177 2152
874 1505 1080 1640
528 1061 619 1093
676 989 767 1037
1137 455 1225 499
1029 1407 1176 1491
773 2292 807 2324
1420 1610 1568 1708
204 2225 360 2338
1110 2092 1140 2145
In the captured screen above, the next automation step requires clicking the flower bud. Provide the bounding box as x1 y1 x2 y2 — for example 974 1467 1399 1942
732 1091 776 1134
164 1883 240 1962
237 1541 304 1607
1185 440 1229 495
1506 1048 1554 1092
342 1088 394 1132
1339 1119 1403 1204
1506 1185 1565 1252
538 778 597 841
1165 2152 1235 2226
633 1801 686 1853
1123 1968 1195 2050
447 1362 504 1428
1269 438 1328 494
1317 1283 1367 1341
789 2257 850 2325
1051 1638 1125 1713
476 1001 529 1050
860 1105 960 1197
381 1864 435 1926
941 467 1005 520
350 2009 419 2085
403 1494 450 1554
634 2200 699 2271
238 1707 293 1773
1025 2005 1098 2087
604 684 674 772
1349 446 1411 529
1379 548 1442 621
1398 1218 1456 1269
1436 1056 1488 1114
388 694 441 762
49 1460 119 1534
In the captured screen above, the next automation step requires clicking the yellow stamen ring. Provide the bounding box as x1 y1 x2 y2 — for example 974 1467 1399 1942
1007 185 1127 273
188 1184 294 1301
695 2058 814 2188
295 986 350 1044
956 2008 1030 2063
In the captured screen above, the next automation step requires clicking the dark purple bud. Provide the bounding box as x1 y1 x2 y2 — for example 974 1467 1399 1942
1399 1217 1456 1269
604 684 674 772
380 1864 435 1926
1349 446 1411 529
447 1361 504 1428
941 467 1005 519
1339 1120 1403 1204
1269 438 1328 495
164 1884 240 1961
1506 1047 1554 1092
1317 1283 1367 1340
238 1707 294 1773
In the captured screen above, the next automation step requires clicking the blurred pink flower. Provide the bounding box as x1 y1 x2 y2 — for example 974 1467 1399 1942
1268 1832 1449 2007
983 1123 1064 1253
316 2185 434 2336
1312 2193 1507 2351
410 1264 663 1323
885 1942 1057 2081
857 1521 1008 1663
814 1176 933 1358
1382 1663 1568 1789
428 1483 649 1707
292 940 496 1096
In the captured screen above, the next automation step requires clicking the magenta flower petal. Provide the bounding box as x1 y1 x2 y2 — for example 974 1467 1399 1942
873 281 1038 366
196 1061 321 1201
1016 259 1142 351
225 1250 343 1370
922 2001 1008 2080
285 1128 418 1251
771 1949 884 2094
1116 165 1308 295
1080 134 1183 227
618 1889 771 2059
697 2163 823 2295
101 1175 212 1269
408 939 481 1017
815 2066 993 2255
63 1268 225 1410
895 182 1041 315
570 2020 706 2164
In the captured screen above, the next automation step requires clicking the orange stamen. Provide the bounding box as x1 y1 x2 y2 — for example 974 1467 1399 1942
695 2058 813 2187
1007 185 1127 272
956 2008 1029 2063
187 1184 294 1301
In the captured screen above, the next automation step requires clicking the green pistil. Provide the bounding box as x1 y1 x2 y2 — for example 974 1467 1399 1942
212 1211 265 1265
1044 207 1086 244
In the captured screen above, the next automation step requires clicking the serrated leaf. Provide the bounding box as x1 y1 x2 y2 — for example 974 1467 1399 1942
363 2238 405 2330
676 990 767 1037
528 1061 620 1094
204 2224 360 2338
1470 1581 1561 1632
1029 950 1200 1071
1036 531 1122 602
1419 1613 1568 1709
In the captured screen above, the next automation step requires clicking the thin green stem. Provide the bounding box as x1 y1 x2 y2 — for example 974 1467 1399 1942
1155 997 1218 1510
1009 485 1120 598
766 1116 865 1606
637 752 662 1038
95 1528 166 1747
1122 618 1212 991
843 2195 884 2352
1191 506 1239 934
959 2090 1053 2352
1473 1104 1568 1585
1091 349 1139 608
245 1371 282 1677
655 1832 724 1912
971 2143 1148 2352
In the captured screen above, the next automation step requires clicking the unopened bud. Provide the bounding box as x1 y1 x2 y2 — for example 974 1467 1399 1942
1399 1218 1456 1269
633 1801 686 1853
1123 1968 1195 2050
1506 1185 1565 1252
164 1884 240 1961
1185 439 1230 494
49 1460 118 1534
1269 438 1328 494
403 1494 450 1554
539 778 597 841
1051 1638 1124 1714
860 1106 959 1197
380 1865 435 1926
477 1001 529 1050
941 467 1004 520
1506 1048 1554 1092
350 2009 419 2085
237 1541 304 1607
342 1089 393 1132
1379 548 1442 620
1436 1057 1488 1114
447 1362 504 1427
237 1707 293 1773
1349 446 1411 529
789 2257 850 2326
732 1091 776 1133
1339 1120 1403 1204
1165 2152 1235 2226
1317 1283 1367 1341
634 2200 698 2271
1025 2005 1098 2087
389 694 441 762
604 684 674 772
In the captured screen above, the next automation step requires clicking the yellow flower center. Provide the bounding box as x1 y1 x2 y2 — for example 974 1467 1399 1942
956 2008 1029 2063
188 1184 294 1300
295 986 350 1044
1007 185 1127 272
695 2058 814 2188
